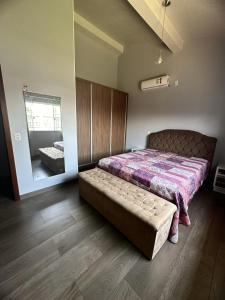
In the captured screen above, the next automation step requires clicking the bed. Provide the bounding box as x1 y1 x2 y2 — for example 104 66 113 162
53 141 64 152
98 129 217 243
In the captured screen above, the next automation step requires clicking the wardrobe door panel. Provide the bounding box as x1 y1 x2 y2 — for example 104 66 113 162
111 90 127 155
76 78 91 165
92 83 111 162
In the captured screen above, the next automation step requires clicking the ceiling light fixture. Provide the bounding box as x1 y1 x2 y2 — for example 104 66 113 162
155 0 171 64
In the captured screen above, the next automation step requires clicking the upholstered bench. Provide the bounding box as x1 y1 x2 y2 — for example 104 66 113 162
39 147 64 173
79 168 177 260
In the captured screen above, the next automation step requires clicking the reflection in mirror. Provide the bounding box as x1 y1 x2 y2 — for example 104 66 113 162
23 92 65 181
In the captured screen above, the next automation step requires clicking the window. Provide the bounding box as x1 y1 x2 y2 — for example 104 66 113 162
24 94 62 132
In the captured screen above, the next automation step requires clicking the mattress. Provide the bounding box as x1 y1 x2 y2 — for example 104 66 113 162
98 149 209 243
54 141 64 152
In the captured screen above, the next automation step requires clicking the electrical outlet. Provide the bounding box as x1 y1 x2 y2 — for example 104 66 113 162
15 132 22 142
23 84 28 92
175 80 179 87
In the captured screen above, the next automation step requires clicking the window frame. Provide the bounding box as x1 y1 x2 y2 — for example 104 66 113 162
23 92 62 132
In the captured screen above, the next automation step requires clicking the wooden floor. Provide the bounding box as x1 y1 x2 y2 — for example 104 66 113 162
32 158 54 181
0 182 225 300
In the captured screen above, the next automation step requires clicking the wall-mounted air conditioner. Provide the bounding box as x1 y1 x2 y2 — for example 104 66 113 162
140 75 170 91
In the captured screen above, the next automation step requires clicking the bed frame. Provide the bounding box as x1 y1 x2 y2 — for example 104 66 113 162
148 129 217 167
79 129 217 257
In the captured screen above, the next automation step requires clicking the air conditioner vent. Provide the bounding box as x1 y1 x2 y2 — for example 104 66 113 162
140 75 170 91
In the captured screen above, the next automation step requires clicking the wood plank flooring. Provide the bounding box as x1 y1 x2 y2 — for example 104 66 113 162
0 182 225 300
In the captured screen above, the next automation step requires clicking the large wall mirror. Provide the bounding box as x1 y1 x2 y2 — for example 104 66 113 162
23 92 65 181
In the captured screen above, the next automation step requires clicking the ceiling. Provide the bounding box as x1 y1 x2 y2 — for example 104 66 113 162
74 0 160 45
74 0 225 47
161 0 225 42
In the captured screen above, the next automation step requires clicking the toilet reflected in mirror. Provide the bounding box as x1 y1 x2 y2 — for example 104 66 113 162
23 92 65 181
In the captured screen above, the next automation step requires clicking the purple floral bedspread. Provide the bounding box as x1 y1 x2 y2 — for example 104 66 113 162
98 149 208 243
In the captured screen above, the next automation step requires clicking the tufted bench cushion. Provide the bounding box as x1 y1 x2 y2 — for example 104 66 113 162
39 147 64 159
79 168 177 260
39 147 64 173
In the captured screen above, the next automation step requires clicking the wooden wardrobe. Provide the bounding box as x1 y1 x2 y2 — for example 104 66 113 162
76 78 128 166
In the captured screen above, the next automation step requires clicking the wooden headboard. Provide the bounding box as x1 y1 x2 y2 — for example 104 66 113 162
148 129 217 166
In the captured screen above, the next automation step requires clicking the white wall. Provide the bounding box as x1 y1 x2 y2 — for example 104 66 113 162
75 28 119 88
118 41 225 166
0 0 78 195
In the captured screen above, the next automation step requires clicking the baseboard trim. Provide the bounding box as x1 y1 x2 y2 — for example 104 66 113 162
20 178 77 200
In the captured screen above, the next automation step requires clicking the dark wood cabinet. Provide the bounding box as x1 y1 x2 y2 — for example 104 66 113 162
111 89 128 155
76 78 91 165
76 78 128 166
92 83 111 162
